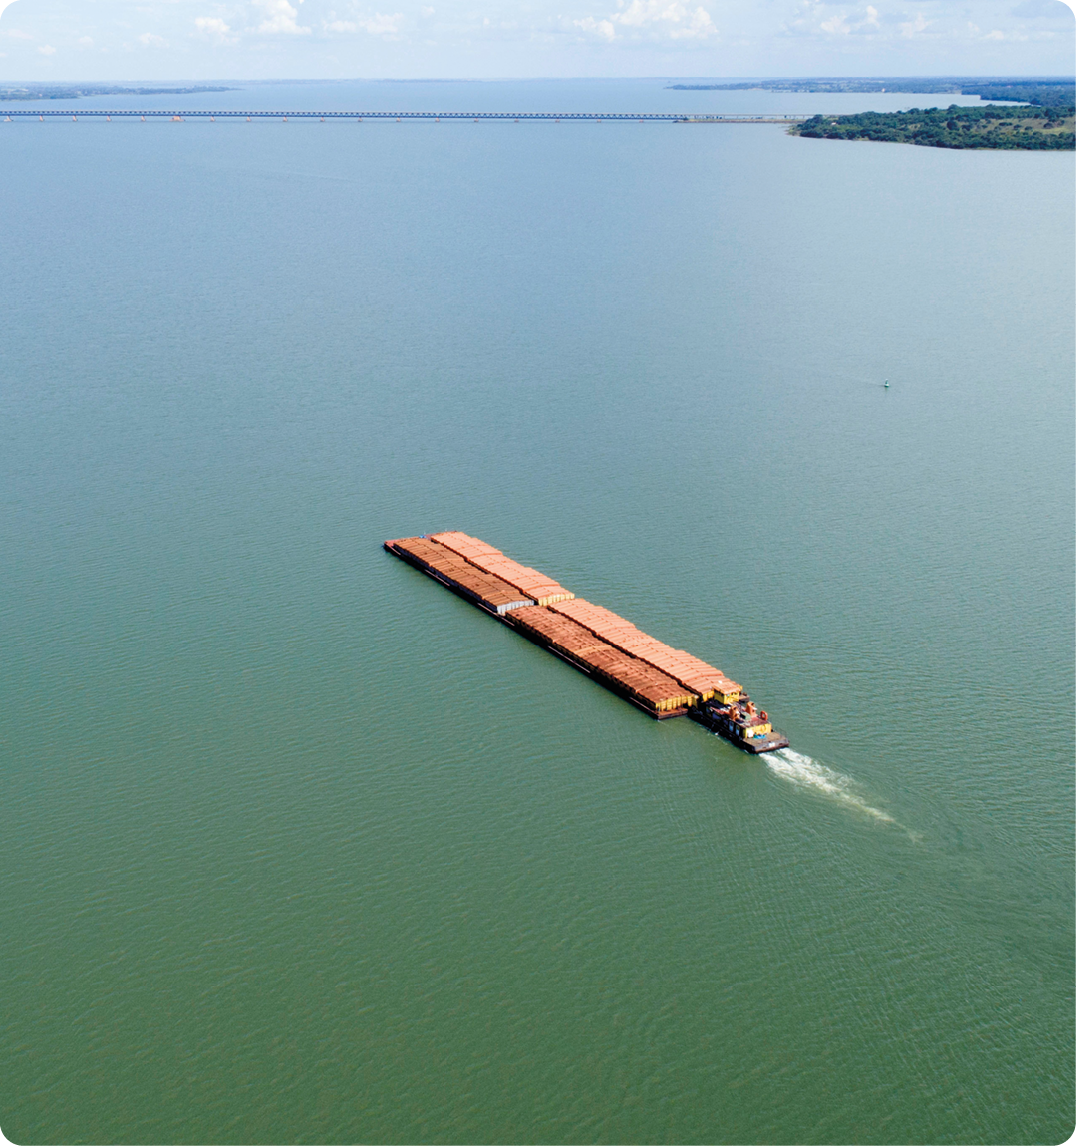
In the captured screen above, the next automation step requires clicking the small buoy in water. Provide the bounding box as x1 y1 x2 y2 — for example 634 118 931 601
884 379 890 388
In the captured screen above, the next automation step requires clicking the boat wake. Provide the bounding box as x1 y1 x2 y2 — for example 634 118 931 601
765 748 910 833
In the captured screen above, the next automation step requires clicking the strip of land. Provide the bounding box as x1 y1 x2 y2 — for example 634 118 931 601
0 84 234 102
791 104 1075 150
668 78 1076 108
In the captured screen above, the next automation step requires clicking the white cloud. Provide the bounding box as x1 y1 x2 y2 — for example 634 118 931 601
194 16 236 41
819 12 850 33
811 4 886 36
899 12 930 36
574 14 616 37
368 10 405 33
576 0 715 40
3 0 1072 78
326 11 402 34
253 0 311 34
138 31 166 45
37 42 55 53
614 0 715 37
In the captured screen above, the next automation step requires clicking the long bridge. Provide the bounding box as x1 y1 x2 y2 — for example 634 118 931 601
3 109 811 124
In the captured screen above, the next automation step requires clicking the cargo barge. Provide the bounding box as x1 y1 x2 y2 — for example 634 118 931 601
384 532 788 753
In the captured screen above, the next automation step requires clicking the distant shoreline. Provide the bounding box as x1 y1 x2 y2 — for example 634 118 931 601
667 77 1076 108
0 84 234 102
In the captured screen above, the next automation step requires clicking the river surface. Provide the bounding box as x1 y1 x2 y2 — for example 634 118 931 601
1 79 1073 1145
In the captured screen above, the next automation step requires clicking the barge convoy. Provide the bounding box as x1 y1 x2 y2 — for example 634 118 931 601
384 532 789 754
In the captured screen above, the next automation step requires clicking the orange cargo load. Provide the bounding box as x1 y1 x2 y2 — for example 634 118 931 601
386 537 535 614
505 606 697 715
426 533 575 607
550 598 728 699
387 533 756 722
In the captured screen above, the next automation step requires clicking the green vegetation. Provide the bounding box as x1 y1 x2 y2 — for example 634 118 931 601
791 103 1075 150
961 81 1076 107
668 78 1076 107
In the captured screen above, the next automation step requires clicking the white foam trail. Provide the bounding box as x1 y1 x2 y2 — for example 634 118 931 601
765 748 898 826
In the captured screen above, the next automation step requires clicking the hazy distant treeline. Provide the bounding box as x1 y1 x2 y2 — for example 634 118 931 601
669 78 1076 108
0 84 234 102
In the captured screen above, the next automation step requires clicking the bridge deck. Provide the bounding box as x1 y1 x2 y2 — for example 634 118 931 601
3 109 809 123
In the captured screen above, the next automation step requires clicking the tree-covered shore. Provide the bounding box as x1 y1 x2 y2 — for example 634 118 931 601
791 104 1075 150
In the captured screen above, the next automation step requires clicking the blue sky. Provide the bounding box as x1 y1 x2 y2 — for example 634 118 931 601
0 0 1073 80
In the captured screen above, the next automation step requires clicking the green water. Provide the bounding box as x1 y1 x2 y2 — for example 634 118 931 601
1 81 1073 1144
